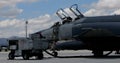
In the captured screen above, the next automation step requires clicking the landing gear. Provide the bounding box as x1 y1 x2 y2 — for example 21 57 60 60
22 53 29 60
92 50 103 57
92 50 113 57
50 40 58 57
36 55 43 59
36 51 44 59
22 50 31 60
53 51 58 57
115 50 120 54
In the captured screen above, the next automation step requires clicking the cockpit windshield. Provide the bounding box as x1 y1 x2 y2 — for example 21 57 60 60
56 4 84 24
69 4 84 20
56 8 72 24
56 8 72 21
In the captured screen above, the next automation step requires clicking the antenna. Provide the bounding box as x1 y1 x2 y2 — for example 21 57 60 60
25 21 28 38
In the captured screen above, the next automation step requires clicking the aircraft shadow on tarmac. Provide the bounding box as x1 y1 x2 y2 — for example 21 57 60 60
55 55 120 59
8 55 120 60
28 55 120 60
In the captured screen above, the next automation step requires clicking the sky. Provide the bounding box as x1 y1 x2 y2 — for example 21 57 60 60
0 0 120 38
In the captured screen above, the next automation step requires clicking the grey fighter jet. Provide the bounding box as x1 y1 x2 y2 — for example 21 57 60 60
32 4 120 57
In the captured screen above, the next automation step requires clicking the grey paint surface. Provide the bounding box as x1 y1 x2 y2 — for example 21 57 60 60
32 15 120 50
39 15 120 40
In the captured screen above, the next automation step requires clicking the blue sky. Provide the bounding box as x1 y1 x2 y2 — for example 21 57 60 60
16 0 98 19
0 0 120 38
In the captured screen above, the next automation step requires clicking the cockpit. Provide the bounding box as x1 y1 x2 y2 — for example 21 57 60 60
56 4 84 24
56 8 72 24
70 4 84 20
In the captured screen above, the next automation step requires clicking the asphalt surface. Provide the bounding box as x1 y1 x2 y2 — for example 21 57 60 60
0 50 120 63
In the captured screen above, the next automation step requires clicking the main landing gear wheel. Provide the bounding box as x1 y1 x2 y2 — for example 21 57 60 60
22 53 29 60
36 53 44 60
92 50 103 57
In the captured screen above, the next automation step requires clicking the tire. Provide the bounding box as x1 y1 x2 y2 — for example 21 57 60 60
5 49 8 52
92 50 103 57
36 52 43 60
8 53 14 60
22 53 29 60
53 52 58 57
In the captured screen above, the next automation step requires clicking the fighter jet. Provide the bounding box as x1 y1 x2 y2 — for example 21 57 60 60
31 4 120 57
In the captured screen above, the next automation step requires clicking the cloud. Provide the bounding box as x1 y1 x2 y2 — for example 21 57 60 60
1 0 120 38
0 6 23 18
0 14 58 38
0 0 38 8
0 0 23 8
84 9 108 16
0 0 38 18
0 0 56 38
111 9 120 15
25 0 39 3
92 0 120 10
28 14 57 33
84 0 120 16
0 0 23 18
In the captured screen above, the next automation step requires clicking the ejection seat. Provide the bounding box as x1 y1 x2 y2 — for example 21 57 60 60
56 8 72 24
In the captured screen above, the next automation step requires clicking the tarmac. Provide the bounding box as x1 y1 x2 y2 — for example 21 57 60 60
1 50 120 63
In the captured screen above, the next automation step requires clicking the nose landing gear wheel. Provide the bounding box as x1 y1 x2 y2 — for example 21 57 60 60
53 52 58 57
